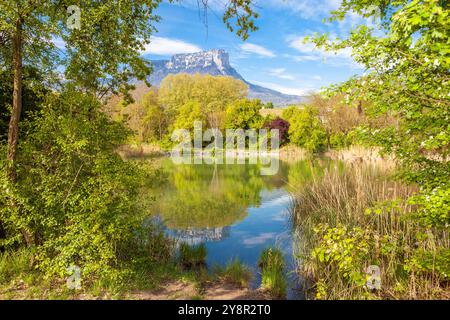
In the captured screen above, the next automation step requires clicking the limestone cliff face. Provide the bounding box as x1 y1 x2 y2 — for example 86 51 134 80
147 49 305 107
149 50 243 83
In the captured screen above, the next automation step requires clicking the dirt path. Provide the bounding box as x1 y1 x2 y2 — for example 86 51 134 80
128 280 269 300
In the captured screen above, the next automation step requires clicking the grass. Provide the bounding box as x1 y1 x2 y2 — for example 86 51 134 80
0 229 207 299
178 243 207 269
291 162 450 300
258 248 287 299
0 248 33 285
214 258 253 288
0 248 76 299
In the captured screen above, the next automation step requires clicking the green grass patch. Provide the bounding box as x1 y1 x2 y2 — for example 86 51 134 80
214 258 253 288
179 243 207 269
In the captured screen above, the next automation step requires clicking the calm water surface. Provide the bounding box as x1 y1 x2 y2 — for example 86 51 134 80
145 158 342 300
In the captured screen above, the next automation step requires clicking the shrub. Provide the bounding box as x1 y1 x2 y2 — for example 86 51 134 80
0 89 144 281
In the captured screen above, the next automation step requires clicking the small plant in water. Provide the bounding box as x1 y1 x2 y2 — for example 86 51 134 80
179 243 207 269
258 248 287 298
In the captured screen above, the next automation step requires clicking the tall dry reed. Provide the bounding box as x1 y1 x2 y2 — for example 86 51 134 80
291 163 449 299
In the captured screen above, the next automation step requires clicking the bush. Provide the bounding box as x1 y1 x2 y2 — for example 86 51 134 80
0 89 144 282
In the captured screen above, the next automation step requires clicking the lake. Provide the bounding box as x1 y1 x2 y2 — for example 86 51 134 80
143 157 343 300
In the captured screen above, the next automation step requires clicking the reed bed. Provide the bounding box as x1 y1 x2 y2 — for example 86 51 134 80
291 163 450 300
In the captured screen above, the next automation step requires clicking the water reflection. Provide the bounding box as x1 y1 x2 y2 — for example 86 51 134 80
143 158 341 299
167 227 231 246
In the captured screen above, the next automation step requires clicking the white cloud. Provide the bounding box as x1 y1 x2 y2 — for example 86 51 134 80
243 233 277 246
141 36 202 55
251 80 316 96
289 55 321 62
312 75 322 81
268 68 296 81
240 43 276 58
264 0 341 20
287 35 361 68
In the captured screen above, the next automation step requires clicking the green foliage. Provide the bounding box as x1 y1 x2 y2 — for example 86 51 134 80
0 88 143 279
409 186 450 228
281 106 299 122
329 132 353 149
302 0 450 298
0 0 262 296
225 99 265 130
292 164 449 299
179 243 207 269
0 67 49 141
141 89 170 142
172 101 206 132
160 73 248 131
405 248 450 279
288 107 327 153
312 0 450 221
312 225 370 289
258 248 286 298
264 102 274 109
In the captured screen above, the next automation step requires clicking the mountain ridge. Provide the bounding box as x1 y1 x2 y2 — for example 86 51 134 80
146 49 305 107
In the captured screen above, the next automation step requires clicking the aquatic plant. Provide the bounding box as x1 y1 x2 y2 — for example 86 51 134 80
179 243 207 269
258 248 287 298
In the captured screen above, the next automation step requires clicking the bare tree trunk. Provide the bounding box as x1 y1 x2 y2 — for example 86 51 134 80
7 18 23 181
357 101 363 115
5 19 33 247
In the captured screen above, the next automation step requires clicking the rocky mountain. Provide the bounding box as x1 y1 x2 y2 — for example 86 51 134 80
146 49 305 107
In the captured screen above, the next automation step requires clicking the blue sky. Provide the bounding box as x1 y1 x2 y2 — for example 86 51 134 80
142 0 372 96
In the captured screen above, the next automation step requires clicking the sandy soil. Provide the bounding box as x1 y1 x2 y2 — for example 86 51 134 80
127 280 270 301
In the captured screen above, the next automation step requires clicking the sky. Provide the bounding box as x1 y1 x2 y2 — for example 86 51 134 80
141 0 374 96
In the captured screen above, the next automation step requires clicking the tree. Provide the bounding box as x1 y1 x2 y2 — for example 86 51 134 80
282 105 301 122
172 100 206 133
0 66 48 141
265 117 290 146
159 73 248 130
142 89 169 142
309 93 365 149
265 102 274 109
225 99 265 130
288 107 327 153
